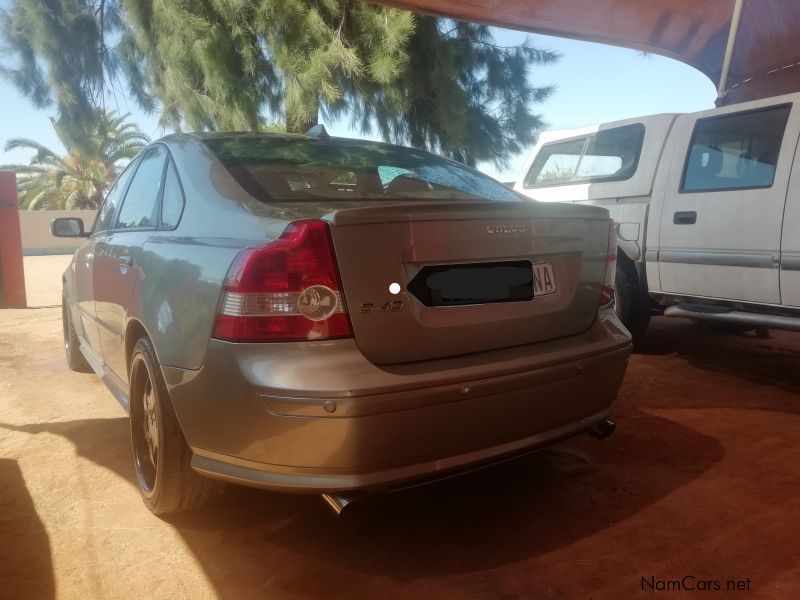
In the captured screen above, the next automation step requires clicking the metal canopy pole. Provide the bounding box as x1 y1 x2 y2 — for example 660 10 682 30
718 0 745 99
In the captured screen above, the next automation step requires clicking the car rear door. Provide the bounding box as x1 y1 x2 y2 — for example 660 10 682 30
71 237 102 354
94 145 167 385
75 161 138 357
656 101 800 303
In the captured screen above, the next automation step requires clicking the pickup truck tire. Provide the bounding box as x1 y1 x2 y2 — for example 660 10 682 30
129 336 222 515
614 265 650 343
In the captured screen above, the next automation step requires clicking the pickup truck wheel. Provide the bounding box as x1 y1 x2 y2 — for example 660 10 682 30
129 337 221 515
614 265 650 343
62 294 92 373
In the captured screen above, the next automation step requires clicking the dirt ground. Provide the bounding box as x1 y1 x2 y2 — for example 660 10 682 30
2 255 799 599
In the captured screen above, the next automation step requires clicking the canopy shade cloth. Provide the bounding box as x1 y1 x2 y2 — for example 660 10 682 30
370 0 800 105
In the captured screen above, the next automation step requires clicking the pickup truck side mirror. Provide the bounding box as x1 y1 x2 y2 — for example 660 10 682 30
51 217 89 238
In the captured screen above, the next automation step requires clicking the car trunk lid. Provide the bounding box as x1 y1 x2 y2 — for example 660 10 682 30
328 200 611 365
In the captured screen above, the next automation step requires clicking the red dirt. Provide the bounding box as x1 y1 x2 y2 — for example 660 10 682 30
1 262 798 598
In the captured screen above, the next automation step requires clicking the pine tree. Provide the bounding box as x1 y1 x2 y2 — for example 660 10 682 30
0 0 123 130
1 0 559 170
350 18 558 167
116 0 415 133
117 1 558 169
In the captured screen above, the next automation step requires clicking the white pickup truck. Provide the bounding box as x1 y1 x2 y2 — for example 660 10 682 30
514 92 800 342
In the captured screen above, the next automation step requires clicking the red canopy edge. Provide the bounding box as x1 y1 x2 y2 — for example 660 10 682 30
370 0 800 105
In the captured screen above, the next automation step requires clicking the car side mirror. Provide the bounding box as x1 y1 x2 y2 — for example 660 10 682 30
51 217 89 238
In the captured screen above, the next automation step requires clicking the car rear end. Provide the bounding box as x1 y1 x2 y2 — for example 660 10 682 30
164 134 631 494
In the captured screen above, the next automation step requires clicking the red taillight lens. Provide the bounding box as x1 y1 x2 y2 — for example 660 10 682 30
599 220 617 306
212 220 352 342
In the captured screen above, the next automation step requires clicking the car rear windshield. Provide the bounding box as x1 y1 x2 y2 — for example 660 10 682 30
202 135 519 202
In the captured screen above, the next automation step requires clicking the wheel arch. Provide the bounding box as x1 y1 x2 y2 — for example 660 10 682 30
125 318 155 377
616 238 641 263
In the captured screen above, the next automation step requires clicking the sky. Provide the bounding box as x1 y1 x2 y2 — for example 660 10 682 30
0 26 718 183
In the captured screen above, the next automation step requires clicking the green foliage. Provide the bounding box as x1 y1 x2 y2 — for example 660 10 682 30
0 110 149 209
116 1 557 167
1 0 559 170
0 0 123 129
350 19 558 167
118 0 278 131
115 0 411 133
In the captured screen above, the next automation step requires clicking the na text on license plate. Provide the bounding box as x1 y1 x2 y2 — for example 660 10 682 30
533 262 557 296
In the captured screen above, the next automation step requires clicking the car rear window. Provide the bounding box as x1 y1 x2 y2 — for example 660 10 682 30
202 135 519 202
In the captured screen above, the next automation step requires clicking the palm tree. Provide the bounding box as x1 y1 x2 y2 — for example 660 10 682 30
1 110 150 209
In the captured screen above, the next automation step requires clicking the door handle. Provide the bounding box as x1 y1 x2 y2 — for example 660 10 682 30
673 211 697 225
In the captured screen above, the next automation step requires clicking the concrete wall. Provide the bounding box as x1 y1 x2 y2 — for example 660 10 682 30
19 210 97 255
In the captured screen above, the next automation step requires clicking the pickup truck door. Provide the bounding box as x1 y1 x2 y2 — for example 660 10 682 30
780 137 800 306
656 102 800 304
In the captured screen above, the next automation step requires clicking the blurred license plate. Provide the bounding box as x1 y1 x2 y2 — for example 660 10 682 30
533 262 557 296
409 260 556 307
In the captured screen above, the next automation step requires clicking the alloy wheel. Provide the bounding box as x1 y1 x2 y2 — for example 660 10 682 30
130 356 158 495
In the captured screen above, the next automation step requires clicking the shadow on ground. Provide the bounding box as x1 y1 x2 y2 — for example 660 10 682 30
637 317 800 402
0 407 723 598
0 459 55 600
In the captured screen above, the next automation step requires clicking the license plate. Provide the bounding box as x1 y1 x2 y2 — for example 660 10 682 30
533 262 557 296
408 260 556 307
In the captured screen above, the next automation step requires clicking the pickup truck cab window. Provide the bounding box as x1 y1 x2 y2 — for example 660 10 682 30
681 104 791 193
524 123 644 187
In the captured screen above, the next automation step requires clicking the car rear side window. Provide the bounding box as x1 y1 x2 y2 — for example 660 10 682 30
93 160 138 234
524 123 644 187
160 159 185 230
115 146 167 230
681 104 791 193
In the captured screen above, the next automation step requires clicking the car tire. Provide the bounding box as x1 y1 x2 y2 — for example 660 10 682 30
128 336 221 515
62 294 92 373
614 264 650 344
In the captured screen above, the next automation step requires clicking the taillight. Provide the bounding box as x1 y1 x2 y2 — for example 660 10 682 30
599 220 617 305
212 220 352 342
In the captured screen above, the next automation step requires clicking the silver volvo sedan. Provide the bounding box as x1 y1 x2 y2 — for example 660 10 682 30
53 131 631 515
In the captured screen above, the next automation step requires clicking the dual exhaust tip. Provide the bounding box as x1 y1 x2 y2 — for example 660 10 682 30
589 418 617 440
319 419 617 516
320 491 363 517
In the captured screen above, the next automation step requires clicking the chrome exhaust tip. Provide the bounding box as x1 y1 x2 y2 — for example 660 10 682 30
589 418 616 440
320 492 363 516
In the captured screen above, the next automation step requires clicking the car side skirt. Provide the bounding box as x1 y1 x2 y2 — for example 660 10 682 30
79 338 130 413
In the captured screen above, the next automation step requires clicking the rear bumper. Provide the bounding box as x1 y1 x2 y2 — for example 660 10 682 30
163 306 631 493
